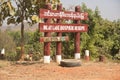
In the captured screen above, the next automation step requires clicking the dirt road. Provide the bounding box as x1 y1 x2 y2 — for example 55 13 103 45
0 61 120 80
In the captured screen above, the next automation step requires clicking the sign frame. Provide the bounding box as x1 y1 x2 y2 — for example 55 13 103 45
39 23 88 32
40 36 69 42
39 9 88 20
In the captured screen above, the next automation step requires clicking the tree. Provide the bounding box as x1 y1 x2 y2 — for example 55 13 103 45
0 0 61 60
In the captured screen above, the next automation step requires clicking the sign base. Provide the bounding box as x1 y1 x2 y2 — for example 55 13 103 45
44 56 50 63
56 55 62 64
75 53 80 59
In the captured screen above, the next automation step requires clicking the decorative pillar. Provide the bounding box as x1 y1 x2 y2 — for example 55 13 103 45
56 4 62 64
85 50 90 61
44 3 51 63
74 6 81 59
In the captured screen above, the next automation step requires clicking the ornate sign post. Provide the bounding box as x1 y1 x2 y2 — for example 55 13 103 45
43 3 51 63
39 3 88 63
74 6 81 59
56 4 62 64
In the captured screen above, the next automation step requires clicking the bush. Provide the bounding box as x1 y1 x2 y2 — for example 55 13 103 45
32 52 43 61
5 52 19 61
114 53 120 60
0 31 17 61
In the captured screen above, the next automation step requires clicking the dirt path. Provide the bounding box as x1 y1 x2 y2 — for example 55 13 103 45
0 61 120 80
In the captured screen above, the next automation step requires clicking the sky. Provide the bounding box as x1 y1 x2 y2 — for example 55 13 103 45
60 0 120 21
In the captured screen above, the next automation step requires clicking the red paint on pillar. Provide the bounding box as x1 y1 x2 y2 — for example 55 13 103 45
56 4 62 55
44 3 51 56
56 32 62 55
74 6 81 54
44 31 51 56
74 32 80 53
85 56 90 61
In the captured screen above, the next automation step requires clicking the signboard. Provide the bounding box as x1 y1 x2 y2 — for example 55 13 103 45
40 36 69 42
39 23 88 32
40 9 88 20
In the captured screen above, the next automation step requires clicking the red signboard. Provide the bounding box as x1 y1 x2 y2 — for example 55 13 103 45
40 36 69 42
39 23 88 32
39 9 88 20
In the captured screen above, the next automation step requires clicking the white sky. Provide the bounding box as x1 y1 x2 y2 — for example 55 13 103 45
60 0 120 21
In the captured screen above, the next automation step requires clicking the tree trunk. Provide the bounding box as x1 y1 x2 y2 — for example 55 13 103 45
19 2 25 61
19 21 24 61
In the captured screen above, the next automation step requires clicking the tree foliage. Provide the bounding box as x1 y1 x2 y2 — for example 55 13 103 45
62 3 120 60
0 0 60 60
80 3 120 59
